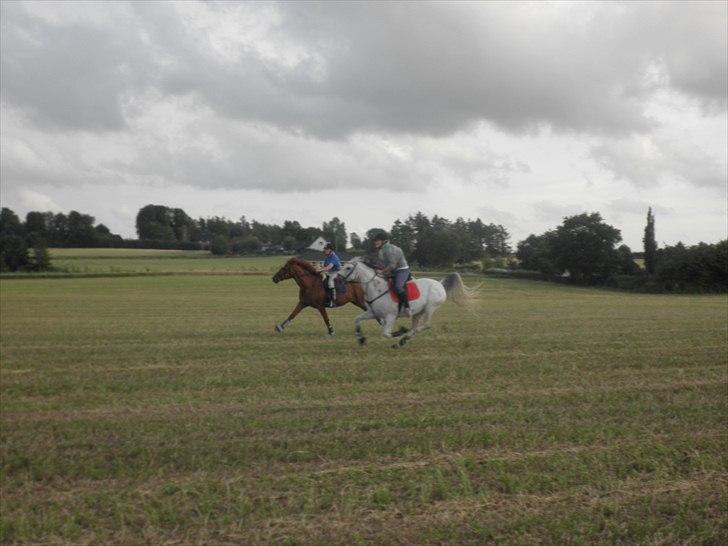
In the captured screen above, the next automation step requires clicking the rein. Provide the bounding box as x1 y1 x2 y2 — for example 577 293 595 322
345 262 390 305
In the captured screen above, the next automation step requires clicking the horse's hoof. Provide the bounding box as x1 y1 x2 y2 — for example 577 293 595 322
274 324 284 333
358 337 367 346
392 326 409 338
327 331 336 337
398 337 408 347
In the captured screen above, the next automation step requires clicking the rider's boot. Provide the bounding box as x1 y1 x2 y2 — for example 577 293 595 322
327 288 337 308
398 290 412 317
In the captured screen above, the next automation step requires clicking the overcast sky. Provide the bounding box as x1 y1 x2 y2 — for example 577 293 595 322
1 1 726 248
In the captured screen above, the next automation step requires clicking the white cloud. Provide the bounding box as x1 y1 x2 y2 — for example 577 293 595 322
18 189 61 212
0 1 725 248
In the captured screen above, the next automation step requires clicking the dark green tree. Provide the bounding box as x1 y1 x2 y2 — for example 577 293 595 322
516 231 559 274
482 223 511 256
415 228 461 267
50 213 69 244
0 234 29 271
136 205 189 242
551 213 622 281
349 232 363 250
0 208 24 237
643 207 657 275
25 211 49 241
655 240 727 291
231 236 261 254
281 235 297 251
210 236 230 255
27 243 52 271
406 212 431 238
66 211 97 246
171 208 196 242
617 244 639 275
390 219 416 257
322 217 347 251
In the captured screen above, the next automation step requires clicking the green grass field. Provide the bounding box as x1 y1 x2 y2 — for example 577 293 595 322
45 249 292 274
48 248 212 259
1 255 726 544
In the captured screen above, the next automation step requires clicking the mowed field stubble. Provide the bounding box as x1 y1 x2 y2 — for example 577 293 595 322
1 256 727 545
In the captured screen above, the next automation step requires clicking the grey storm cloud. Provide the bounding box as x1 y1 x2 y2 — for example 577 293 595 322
1 1 726 138
591 136 727 189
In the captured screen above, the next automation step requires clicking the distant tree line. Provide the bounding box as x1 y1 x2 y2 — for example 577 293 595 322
353 212 511 267
4 203 724 291
135 204 330 255
135 204 511 265
514 209 727 292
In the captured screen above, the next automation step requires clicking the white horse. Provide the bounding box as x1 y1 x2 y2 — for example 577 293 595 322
338 258 479 347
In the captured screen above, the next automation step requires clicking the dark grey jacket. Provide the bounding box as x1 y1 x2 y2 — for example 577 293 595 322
378 242 409 272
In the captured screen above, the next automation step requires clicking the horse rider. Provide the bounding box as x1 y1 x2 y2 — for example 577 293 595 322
316 242 341 308
372 232 412 316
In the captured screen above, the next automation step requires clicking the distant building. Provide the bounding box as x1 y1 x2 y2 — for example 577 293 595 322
307 236 328 252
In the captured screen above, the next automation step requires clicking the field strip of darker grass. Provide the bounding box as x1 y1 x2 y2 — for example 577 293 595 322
1 340 725 377
2 320 726 348
2 362 725 413
2 394 724 483
235 473 728 546
2 372 725 421
2 330 725 356
3 460 725 544
3 397 723 463
3 429 722 500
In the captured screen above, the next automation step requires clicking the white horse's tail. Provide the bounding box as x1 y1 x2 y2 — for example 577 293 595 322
441 272 481 307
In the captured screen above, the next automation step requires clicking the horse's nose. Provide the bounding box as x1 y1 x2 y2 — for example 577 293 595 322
272 275 279 283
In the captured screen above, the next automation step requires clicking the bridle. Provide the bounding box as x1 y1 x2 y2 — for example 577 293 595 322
343 261 390 305
343 261 378 283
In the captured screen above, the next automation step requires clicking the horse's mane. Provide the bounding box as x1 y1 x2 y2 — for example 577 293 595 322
289 257 319 274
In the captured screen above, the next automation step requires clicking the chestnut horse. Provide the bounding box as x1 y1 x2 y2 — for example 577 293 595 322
272 257 367 336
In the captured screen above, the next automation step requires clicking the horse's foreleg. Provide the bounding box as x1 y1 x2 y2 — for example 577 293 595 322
317 306 336 337
381 314 397 337
354 310 375 345
276 301 304 333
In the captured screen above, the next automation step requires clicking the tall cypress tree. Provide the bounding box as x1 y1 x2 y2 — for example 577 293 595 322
643 207 657 275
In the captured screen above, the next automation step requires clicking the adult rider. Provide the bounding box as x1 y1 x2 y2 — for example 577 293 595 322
372 232 412 317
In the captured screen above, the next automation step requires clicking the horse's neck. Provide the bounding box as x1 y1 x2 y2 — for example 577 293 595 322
293 267 318 288
359 269 385 293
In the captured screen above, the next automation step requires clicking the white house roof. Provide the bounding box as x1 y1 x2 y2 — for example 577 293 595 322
307 236 329 251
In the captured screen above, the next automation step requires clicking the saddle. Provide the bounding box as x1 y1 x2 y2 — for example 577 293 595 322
388 279 421 303
321 276 348 295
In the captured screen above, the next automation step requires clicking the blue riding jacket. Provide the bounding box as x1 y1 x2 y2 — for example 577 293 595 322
323 252 341 272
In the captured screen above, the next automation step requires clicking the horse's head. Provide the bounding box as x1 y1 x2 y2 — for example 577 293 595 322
272 258 296 283
338 257 368 281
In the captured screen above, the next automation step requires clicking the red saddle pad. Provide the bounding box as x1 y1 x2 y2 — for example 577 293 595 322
388 280 421 302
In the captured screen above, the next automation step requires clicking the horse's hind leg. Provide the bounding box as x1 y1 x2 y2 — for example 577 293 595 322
276 301 304 332
417 303 439 332
394 306 437 348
